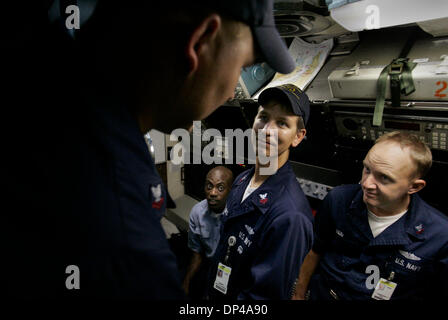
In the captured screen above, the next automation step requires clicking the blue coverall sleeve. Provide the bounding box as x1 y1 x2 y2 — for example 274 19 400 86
312 191 336 254
437 241 448 298
187 206 203 254
237 210 314 300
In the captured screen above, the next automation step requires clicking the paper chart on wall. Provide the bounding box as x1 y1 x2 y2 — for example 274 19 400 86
253 37 334 99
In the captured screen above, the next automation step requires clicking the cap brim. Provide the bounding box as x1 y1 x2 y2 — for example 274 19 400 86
252 25 295 74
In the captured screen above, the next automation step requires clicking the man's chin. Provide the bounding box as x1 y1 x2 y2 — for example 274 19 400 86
256 147 279 159
363 196 382 211
363 196 372 204
208 204 223 213
207 201 217 207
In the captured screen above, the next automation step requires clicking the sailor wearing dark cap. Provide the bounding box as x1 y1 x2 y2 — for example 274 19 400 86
5 0 297 298
207 84 314 300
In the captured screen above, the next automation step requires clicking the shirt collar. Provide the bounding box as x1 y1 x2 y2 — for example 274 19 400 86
232 162 293 215
404 194 427 241
349 187 426 244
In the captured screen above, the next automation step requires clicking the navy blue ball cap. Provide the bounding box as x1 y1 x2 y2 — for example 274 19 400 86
258 84 310 125
206 0 296 74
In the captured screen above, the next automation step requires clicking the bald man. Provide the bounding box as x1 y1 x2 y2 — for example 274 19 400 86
183 166 234 299
293 131 448 300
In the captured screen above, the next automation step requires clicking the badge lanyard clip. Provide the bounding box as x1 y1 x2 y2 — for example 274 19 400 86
224 236 236 265
388 271 395 281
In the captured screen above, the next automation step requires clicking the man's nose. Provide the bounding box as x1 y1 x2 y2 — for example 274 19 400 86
209 187 218 196
362 174 376 189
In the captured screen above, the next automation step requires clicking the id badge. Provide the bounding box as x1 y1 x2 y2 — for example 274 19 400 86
213 262 232 294
371 278 398 300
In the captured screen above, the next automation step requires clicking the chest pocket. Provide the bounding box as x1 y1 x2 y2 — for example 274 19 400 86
331 229 366 270
199 225 211 239
378 250 434 299
386 251 433 280
223 207 265 260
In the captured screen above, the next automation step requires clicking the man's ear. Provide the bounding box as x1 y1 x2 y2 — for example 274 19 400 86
291 128 306 148
408 179 426 195
185 14 221 74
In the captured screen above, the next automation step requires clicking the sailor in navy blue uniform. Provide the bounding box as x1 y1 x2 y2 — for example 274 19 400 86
74 98 186 298
5 0 299 298
293 131 448 300
207 84 314 300
5 88 186 298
